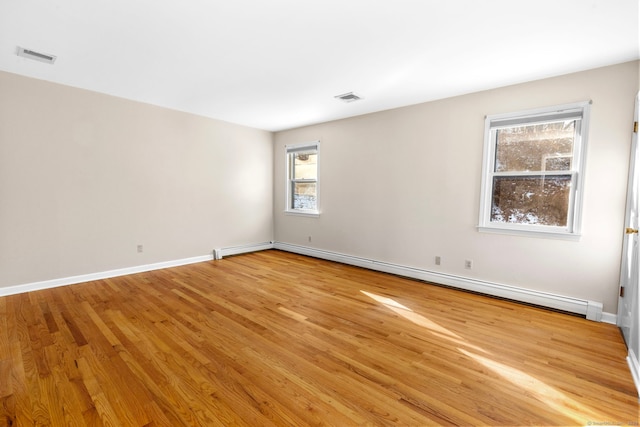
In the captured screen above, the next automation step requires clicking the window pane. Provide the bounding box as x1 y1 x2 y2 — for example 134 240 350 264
491 175 571 226
293 153 317 180
292 182 317 210
495 121 575 172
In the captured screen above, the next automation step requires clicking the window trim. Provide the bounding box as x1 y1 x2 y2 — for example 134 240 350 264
285 141 320 217
478 101 591 240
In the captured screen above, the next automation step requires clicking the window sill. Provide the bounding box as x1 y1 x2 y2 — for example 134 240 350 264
477 225 581 241
285 210 320 218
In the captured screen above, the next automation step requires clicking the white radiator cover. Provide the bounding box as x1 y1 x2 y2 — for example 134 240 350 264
274 242 607 322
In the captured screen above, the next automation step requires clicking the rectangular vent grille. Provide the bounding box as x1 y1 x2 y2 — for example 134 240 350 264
334 92 363 103
17 47 57 64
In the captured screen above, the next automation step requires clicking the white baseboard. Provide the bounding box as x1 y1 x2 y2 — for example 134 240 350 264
628 349 640 399
274 242 605 321
0 241 277 297
600 311 618 325
0 254 214 298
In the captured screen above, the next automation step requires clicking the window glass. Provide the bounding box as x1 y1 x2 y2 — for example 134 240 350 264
495 121 575 172
293 153 317 180
491 175 571 226
292 182 317 210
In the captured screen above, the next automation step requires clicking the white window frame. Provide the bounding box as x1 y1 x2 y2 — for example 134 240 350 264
478 101 591 240
285 141 320 216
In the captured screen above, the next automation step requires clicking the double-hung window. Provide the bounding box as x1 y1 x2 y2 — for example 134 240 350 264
286 141 319 215
478 102 590 239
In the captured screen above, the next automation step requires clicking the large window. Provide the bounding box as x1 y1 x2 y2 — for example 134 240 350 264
286 141 319 215
478 102 590 238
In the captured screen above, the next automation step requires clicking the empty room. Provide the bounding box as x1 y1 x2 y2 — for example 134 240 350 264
1 0 639 425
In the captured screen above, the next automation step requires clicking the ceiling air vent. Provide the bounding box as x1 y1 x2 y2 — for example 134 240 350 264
17 46 57 64
334 92 363 103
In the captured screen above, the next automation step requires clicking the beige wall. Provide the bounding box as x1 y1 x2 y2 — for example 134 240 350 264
2 61 638 314
0 71 273 288
274 61 640 314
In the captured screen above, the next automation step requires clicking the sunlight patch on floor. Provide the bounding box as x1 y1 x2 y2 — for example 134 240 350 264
458 348 603 425
360 290 412 310
360 289 614 424
360 290 488 353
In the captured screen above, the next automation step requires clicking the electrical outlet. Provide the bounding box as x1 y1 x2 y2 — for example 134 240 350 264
308 236 312 242
137 244 143 253
435 256 441 265
465 259 473 269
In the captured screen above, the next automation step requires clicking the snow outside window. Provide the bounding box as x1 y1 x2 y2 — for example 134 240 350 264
478 102 590 239
286 141 319 216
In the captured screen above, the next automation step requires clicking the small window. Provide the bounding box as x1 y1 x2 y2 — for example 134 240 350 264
286 141 319 215
478 102 590 239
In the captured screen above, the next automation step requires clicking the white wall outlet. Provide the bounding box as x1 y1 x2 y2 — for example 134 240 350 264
465 259 473 269
435 256 441 265
137 244 143 253
308 235 312 242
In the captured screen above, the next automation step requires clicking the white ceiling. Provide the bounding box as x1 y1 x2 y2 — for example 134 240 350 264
1 0 638 131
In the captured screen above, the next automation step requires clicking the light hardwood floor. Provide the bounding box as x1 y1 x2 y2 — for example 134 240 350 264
0 249 638 426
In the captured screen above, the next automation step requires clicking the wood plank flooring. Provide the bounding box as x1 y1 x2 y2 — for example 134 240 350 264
0 249 638 426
